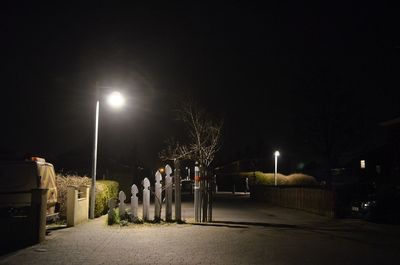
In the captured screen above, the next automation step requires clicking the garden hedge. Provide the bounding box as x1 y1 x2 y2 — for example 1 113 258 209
56 175 119 218
95 180 119 217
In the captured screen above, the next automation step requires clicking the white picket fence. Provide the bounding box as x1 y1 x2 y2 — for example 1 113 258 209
111 164 176 222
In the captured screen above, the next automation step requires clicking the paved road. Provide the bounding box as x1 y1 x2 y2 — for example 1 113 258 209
1 192 400 265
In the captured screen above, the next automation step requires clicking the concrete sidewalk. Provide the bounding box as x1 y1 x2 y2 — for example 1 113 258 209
1 193 400 265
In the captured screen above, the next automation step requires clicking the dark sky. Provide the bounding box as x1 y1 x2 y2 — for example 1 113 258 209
1 2 399 172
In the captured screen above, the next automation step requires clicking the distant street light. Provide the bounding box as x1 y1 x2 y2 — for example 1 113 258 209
186 166 190 180
274 150 280 186
90 90 125 219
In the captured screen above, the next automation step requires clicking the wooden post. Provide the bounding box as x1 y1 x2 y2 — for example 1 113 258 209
165 165 173 221
118 191 126 218
174 159 181 222
30 188 47 243
207 174 215 222
202 168 208 222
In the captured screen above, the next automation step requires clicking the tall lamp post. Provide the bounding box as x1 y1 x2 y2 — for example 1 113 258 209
274 150 280 186
90 91 125 219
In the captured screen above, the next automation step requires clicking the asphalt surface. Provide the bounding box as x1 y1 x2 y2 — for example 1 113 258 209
1 192 400 265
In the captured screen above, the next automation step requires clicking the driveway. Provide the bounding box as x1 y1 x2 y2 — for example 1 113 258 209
1 192 399 265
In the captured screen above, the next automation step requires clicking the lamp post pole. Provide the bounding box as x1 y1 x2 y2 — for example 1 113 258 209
90 100 100 219
89 90 125 219
274 151 280 187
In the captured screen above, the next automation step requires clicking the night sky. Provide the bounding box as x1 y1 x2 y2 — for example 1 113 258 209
1 2 399 174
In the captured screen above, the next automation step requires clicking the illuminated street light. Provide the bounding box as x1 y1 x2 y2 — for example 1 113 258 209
274 150 280 186
90 90 125 219
107 91 125 108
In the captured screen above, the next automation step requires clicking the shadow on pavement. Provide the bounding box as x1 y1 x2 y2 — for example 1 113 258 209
212 220 299 229
191 222 249 229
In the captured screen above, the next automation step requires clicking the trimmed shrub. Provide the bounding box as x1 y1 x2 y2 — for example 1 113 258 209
56 174 119 218
107 208 120 225
95 180 119 217
240 171 287 185
240 171 317 186
286 173 318 186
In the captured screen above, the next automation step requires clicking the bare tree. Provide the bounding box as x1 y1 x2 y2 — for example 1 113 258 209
158 138 192 162
176 103 223 166
159 103 223 167
159 102 223 222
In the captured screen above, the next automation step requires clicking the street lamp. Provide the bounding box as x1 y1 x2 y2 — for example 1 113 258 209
186 166 190 180
107 91 125 108
274 150 280 186
90 91 125 219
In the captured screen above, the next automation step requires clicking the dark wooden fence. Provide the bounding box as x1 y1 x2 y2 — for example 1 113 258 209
251 185 335 217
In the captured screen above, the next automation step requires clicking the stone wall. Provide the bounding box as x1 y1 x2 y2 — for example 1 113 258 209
67 186 90 226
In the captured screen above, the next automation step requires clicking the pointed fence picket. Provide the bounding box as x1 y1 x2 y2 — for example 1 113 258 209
142 178 150 221
118 191 126 217
114 164 185 223
131 184 139 220
155 171 162 220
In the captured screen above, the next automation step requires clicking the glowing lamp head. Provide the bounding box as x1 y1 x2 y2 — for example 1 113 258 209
274 150 280 157
107 91 125 108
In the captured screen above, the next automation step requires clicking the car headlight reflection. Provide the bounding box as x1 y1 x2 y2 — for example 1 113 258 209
362 201 376 209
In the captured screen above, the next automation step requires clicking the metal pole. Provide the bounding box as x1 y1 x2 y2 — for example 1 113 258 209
274 155 278 186
90 100 99 219
194 165 200 222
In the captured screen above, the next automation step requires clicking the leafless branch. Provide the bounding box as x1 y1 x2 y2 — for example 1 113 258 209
162 102 223 167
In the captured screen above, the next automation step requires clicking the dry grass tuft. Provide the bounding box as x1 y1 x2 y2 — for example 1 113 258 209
56 174 91 218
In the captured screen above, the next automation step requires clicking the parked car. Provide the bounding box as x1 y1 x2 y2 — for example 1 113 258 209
351 185 400 223
0 157 59 221
351 194 377 219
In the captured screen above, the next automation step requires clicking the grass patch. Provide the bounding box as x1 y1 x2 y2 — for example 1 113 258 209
106 214 187 227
